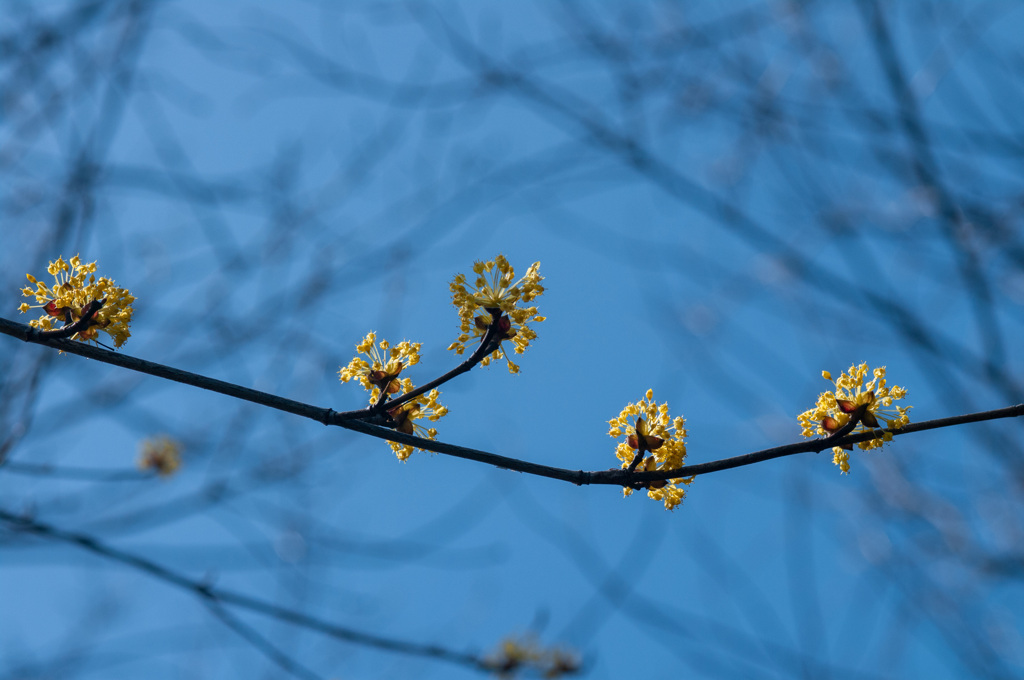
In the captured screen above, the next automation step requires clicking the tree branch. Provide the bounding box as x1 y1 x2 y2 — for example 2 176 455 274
0 509 489 673
3 316 1021 487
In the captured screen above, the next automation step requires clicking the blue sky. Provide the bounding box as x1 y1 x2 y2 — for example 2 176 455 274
2 1 1023 678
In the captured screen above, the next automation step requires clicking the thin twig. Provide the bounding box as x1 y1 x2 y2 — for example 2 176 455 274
0 509 489 672
2 316 1022 486
33 298 106 341
0 461 151 482
367 318 502 415
1 316 367 422
339 322 501 422
205 600 326 680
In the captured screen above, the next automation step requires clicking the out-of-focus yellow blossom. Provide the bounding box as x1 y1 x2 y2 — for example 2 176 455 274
798 363 911 473
448 255 545 374
20 255 135 347
385 389 448 461
137 436 182 477
339 332 422 402
608 389 693 510
487 634 580 679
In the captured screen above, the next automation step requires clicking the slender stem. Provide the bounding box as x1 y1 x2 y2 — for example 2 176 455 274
0 509 489 671
2 315 1022 486
372 320 501 414
205 601 326 680
337 405 1024 486
329 319 501 421
625 449 644 474
1 316 364 423
617 404 1024 484
820 411 860 446
0 461 151 481
34 297 106 341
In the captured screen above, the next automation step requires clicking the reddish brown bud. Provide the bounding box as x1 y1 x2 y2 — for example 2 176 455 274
630 417 664 452
861 410 880 428
43 301 67 318
388 405 417 435
496 315 516 339
642 434 664 451
368 367 403 394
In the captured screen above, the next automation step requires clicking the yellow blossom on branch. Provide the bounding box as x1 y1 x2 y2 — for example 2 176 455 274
384 389 448 461
137 435 182 477
608 389 693 510
797 362 911 473
448 255 545 374
338 332 448 460
338 332 423 403
19 255 135 348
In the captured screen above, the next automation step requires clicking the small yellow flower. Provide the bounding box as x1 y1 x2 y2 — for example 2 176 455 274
797 363 911 473
338 333 447 460
447 255 545 374
608 388 693 510
339 332 423 403
137 436 182 477
19 255 135 348
384 389 448 461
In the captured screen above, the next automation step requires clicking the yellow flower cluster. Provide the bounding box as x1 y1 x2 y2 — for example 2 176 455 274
19 255 135 348
339 332 448 460
137 435 182 477
339 332 423 403
608 389 693 510
385 390 448 461
487 634 579 679
798 363 911 473
447 255 545 374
